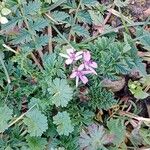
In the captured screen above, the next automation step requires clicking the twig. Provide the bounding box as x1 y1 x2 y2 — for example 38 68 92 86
3 44 18 54
119 110 150 122
30 53 43 71
45 13 59 24
47 12 53 53
7 104 36 129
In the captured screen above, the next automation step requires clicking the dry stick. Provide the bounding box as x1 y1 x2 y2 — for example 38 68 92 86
119 110 150 122
7 104 36 129
47 12 53 53
30 53 43 71
3 44 18 54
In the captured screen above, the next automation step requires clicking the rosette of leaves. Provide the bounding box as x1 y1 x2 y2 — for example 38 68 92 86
53 111 74 136
48 78 73 107
79 124 114 150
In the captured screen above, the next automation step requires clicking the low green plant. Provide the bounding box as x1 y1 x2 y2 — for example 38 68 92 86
0 0 150 149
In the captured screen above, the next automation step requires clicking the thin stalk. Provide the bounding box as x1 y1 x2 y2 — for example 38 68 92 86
118 7 130 34
47 12 53 53
7 104 36 129
68 0 82 41
119 110 150 122
0 54 11 84
3 44 18 54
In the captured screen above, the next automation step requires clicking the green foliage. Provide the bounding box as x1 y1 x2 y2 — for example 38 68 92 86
23 108 48 136
89 35 145 79
88 83 117 110
128 80 149 99
0 105 13 132
139 128 150 145
26 136 47 150
53 111 74 136
0 0 149 149
79 124 114 150
107 118 126 146
72 24 89 37
48 78 73 107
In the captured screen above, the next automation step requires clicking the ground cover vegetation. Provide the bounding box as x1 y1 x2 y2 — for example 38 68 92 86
0 0 150 149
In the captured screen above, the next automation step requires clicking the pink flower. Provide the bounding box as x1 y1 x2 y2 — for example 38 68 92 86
70 64 92 87
83 51 97 74
59 48 83 65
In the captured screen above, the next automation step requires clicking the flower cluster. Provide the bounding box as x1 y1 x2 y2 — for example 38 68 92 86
60 48 97 87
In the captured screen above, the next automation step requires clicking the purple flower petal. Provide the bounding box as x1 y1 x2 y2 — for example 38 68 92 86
83 51 91 61
70 71 77 78
80 75 88 84
65 58 73 65
89 67 97 75
78 64 84 71
90 61 97 68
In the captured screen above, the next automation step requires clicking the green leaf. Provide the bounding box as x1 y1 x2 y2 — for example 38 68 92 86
79 124 114 150
139 32 150 50
72 25 89 37
35 35 49 49
11 29 32 44
1 16 22 31
88 10 104 25
0 105 13 132
23 108 48 136
48 78 73 107
128 80 149 99
5 146 13 150
107 118 126 145
77 10 92 24
24 0 41 16
82 0 99 6
53 111 74 136
26 136 47 150
51 11 70 22
89 84 117 110
30 18 48 32
139 128 150 145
